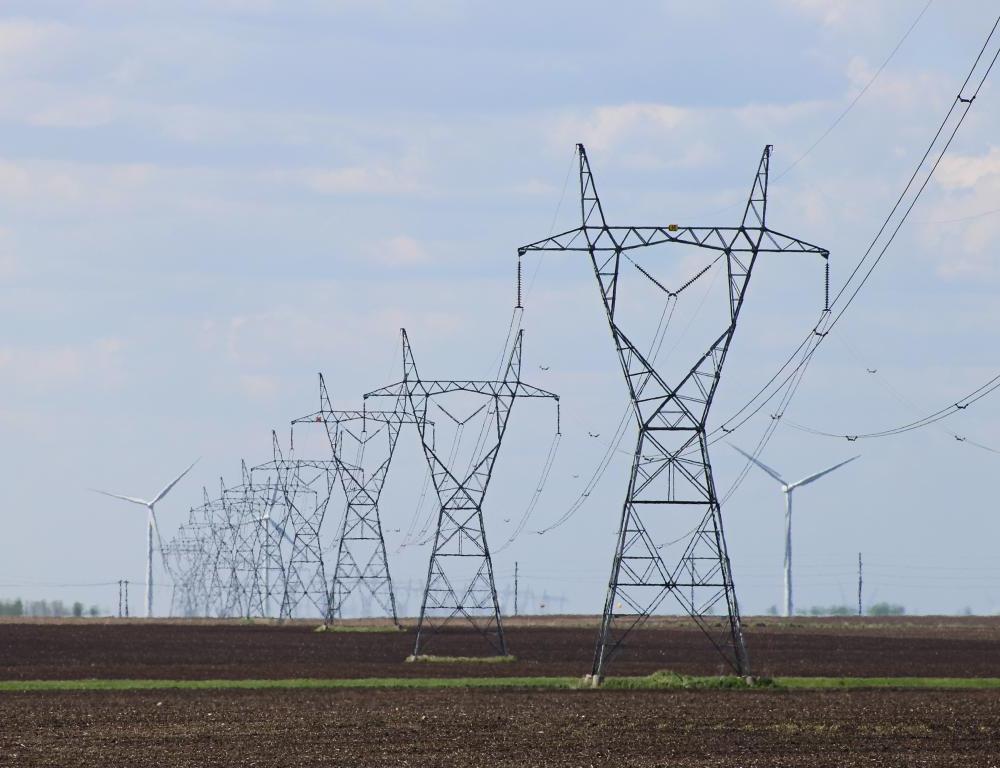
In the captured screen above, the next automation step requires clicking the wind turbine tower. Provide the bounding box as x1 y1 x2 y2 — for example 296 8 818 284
730 445 858 618
94 459 199 618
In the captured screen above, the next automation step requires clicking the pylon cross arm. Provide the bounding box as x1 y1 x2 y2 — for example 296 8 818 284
520 225 827 257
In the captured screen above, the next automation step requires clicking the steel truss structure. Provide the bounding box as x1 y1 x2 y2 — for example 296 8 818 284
519 144 828 677
255 433 337 620
202 481 238 618
161 512 212 618
292 375 419 625
366 329 559 657
222 462 270 618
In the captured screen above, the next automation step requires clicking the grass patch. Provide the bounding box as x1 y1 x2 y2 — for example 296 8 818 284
776 676 1000 690
602 671 775 690
0 676 576 692
405 655 517 664
313 624 403 633
3 673 1000 693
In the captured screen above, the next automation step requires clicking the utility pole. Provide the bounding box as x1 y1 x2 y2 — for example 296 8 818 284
118 580 122 618
857 552 863 616
124 580 129 618
514 562 519 617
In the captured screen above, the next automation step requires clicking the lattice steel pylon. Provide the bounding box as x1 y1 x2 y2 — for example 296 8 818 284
162 513 212 618
366 328 559 657
222 464 266 618
519 144 829 678
256 432 337 620
203 480 240 618
292 375 420 625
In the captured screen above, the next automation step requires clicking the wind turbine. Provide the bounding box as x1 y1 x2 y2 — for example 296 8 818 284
730 444 859 618
93 459 199 618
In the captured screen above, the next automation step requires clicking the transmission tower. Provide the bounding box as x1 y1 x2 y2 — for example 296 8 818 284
162 514 212 617
221 466 262 618
366 328 559 657
292 375 420 625
256 432 337 620
201 482 238 618
519 144 828 677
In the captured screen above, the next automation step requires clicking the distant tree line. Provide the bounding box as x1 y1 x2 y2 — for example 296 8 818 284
766 603 907 617
0 599 101 617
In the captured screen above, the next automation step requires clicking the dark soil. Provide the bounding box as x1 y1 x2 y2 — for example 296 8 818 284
0 615 998 680
1 687 998 767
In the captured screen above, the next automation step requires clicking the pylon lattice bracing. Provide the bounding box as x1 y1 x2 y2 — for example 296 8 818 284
519 144 829 677
366 329 559 657
255 433 338 620
292 375 421 625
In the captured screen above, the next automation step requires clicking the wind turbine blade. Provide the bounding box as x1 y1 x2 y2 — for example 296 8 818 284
268 518 295 547
152 458 200 505
91 489 150 507
787 455 860 490
728 443 785 485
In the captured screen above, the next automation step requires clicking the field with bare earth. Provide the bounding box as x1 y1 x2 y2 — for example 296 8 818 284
0 615 998 680
1 687 998 767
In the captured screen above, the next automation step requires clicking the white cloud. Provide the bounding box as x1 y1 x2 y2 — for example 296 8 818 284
291 164 426 196
0 158 160 206
238 373 281 399
0 227 16 279
365 235 431 267
920 147 1000 278
779 0 865 27
936 147 1000 191
552 103 689 155
0 338 125 388
734 100 825 130
845 55 952 113
548 100 827 173
27 93 117 128
0 20 73 73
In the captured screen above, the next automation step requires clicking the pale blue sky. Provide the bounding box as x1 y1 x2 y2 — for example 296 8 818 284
2 0 1000 616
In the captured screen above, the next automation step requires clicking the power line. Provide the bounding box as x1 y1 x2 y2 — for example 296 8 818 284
712 15 1000 480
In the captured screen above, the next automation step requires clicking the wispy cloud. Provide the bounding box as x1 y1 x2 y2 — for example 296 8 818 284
936 147 1000 191
366 235 432 267
275 164 428 197
0 19 73 73
0 337 125 388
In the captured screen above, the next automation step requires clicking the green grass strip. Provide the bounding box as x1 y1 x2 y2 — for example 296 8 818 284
776 676 1000 689
2 673 1000 693
0 677 579 692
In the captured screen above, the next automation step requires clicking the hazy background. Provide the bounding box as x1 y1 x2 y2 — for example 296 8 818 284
2 0 999 617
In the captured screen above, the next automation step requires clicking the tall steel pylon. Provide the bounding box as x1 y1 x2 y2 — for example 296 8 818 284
519 144 829 677
366 328 559 657
222 462 273 619
162 513 212 618
292 374 420 625
256 432 337 620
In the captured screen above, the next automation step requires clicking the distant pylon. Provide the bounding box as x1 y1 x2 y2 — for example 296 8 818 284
256 432 337 620
292 375 422 625
520 144 829 677
366 328 559 657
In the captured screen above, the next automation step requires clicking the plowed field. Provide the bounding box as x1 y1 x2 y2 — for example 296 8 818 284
0 615 998 680
2 687 998 767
